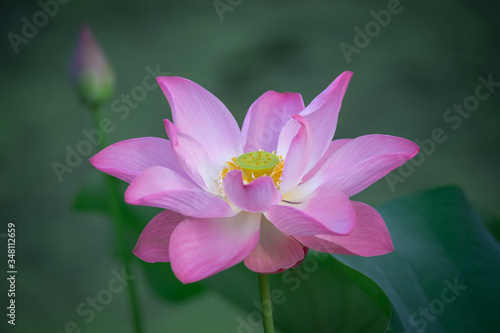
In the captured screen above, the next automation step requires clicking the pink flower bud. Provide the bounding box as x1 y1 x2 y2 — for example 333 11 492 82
70 24 114 107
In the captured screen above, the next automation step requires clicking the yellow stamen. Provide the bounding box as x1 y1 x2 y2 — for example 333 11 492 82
217 150 284 195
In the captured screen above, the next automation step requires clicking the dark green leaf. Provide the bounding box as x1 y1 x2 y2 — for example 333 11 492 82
479 208 500 241
335 187 500 333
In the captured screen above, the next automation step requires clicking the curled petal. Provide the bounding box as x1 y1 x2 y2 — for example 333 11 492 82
132 210 186 263
278 115 315 194
295 201 394 256
164 120 219 193
125 166 237 218
299 71 352 170
242 91 304 153
223 170 281 213
170 212 261 283
244 217 305 274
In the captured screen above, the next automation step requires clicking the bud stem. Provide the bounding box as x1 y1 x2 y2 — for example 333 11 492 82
91 105 144 333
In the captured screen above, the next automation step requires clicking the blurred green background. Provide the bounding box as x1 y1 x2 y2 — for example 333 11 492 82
1 0 499 332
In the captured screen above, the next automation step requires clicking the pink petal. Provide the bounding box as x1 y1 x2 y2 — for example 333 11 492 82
244 217 305 274
132 210 186 263
287 134 420 200
164 120 219 193
90 137 189 183
241 91 304 153
125 166 237 218
169 212 261 283
278 115 315 194
301 139 351 184
299 71 353 170
266 190 356 236
295 201 394 256
223 170 281 213
157 76 242 169
275 116 299 157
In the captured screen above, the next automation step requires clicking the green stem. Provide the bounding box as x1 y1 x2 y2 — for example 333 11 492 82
91 106 144 333
258 273 275 333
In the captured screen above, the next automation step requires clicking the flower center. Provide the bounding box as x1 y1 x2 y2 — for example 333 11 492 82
235 151 280 179
217 150 284 194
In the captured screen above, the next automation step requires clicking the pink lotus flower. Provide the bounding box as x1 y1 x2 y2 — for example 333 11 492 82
90 71 419 284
